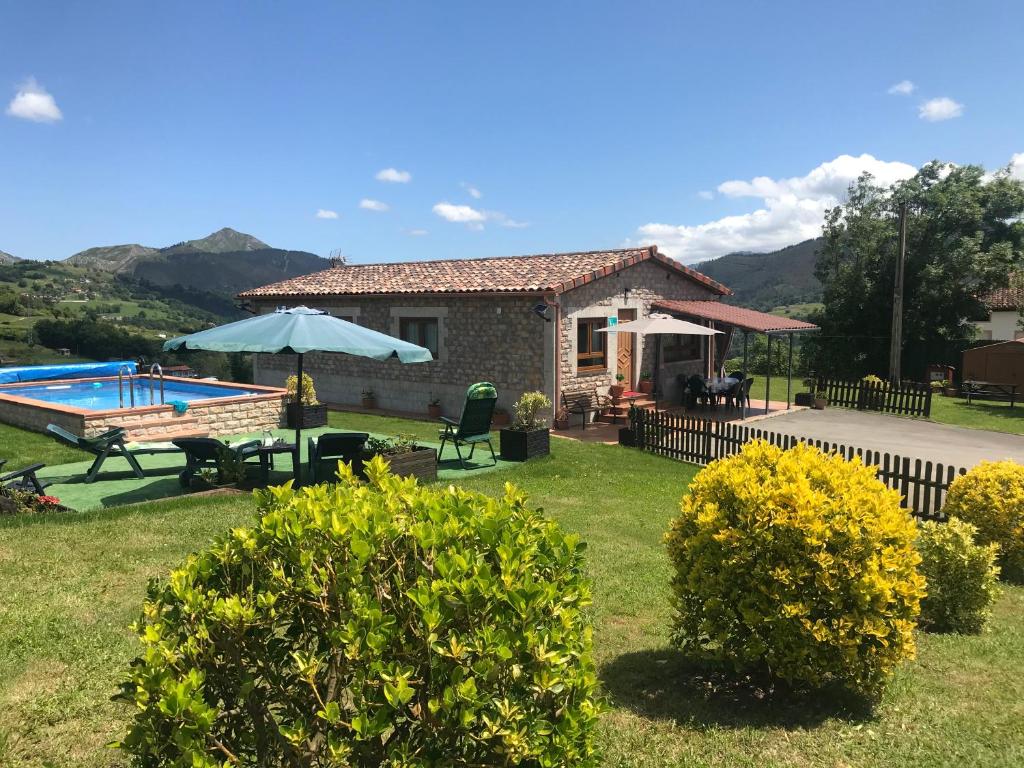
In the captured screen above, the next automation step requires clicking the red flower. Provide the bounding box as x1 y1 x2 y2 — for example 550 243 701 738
37 495 61 506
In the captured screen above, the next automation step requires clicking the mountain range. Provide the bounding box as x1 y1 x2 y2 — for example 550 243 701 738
695 238 823 311
0 250 21 265
59 227 329 296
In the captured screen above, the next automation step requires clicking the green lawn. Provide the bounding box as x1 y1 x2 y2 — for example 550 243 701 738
0 423 89 470
1 413 1023 767
928 394 1024 436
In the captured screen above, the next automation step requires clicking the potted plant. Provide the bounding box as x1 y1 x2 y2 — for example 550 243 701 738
500 391 552 461
362 434 437 481
192 447 249 490
610 373 626 398
794 391 815 407
638 371 654 395
361 389 376 409
285 372 327 428
812 389 828 410
492 407 510 427
553 406 569 431
427 395 442 419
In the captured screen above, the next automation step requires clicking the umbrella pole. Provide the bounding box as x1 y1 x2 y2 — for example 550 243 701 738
655 334 661 412
294 352 303 486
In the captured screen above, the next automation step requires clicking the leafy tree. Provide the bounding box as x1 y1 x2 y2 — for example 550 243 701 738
807 162 1024 379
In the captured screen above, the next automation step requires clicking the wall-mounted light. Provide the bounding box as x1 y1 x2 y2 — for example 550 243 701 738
532 303 552 322
623 287 631 302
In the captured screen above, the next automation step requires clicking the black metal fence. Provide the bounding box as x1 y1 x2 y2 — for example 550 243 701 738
627 409 965 518
815 377 932 417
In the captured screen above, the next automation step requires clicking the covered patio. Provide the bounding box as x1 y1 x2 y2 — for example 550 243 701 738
651 299 819 418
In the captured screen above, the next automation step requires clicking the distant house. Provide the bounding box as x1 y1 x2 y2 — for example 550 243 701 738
238 247 812 419
976 282 1023 341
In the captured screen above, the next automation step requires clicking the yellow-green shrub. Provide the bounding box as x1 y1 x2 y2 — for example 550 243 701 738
943 460 1024 582
665 441 924 699
916 519 1001 633
116 458 600 766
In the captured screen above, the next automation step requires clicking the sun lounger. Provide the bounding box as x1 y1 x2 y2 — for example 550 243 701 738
0 460 50 495
46 424 182 483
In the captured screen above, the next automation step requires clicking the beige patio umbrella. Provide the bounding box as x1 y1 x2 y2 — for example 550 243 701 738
598 313 721 409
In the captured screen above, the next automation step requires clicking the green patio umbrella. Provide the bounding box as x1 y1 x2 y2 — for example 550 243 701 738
163 306 432 483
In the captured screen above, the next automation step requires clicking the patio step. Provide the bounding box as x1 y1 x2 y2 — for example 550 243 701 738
114 416 210 441
596 395 658 422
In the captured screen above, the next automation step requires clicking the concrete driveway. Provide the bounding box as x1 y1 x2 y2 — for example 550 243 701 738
759 408 1024 469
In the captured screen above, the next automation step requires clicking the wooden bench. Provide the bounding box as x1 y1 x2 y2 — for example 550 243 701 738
963 380 1018 407
561 389 610 430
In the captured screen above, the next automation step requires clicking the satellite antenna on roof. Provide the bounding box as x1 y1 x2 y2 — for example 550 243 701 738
328 248 347 267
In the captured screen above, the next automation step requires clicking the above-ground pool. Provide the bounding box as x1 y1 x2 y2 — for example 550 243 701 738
1 377 266 411
0 374 287 439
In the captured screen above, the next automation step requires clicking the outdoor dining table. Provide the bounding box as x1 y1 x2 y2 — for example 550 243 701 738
704 376 739 395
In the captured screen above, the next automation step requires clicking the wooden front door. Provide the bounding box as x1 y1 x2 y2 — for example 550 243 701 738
616 309 636 388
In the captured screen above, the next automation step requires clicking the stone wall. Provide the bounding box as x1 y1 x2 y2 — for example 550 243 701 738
253 295 549 417
0 397 84 435
558 260 721 407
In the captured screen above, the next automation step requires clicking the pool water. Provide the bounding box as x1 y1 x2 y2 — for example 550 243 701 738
1 378 263 411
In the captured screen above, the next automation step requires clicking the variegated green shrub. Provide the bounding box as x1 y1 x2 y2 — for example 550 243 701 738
916 519 1001 634
943 460 1024 583
665 440 925 700
116 457 599 767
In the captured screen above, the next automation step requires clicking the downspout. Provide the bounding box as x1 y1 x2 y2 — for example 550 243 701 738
546 294 561 416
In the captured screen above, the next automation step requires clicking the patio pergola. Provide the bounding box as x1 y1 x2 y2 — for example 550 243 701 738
652 300 819 418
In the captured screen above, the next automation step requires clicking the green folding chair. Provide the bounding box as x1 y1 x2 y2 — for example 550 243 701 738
438 382 498 469
47 424 182 483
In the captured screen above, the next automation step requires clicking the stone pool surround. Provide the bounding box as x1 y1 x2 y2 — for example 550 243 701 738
0 375 287 438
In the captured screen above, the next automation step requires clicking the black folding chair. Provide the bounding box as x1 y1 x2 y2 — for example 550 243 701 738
438 382 498 469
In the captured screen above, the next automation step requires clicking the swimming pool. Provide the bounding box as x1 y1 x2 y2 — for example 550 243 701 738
0 374 287 439
1 377 265 411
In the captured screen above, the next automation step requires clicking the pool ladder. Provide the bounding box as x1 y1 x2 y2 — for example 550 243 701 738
117 365 136 409
149 363 165 406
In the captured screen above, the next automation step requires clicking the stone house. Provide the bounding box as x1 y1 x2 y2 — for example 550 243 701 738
238 247 732 419
976 281 1023 341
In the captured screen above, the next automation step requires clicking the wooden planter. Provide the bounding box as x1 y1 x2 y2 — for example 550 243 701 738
618 427 635 446
794 392 815 407
500 428 550 461
365 446 437 482
286 402 327 429
427 404 442 418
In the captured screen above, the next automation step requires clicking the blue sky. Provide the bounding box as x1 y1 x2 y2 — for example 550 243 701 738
2 1 1022 264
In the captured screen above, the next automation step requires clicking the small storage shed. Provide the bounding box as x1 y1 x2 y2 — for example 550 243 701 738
962 340 1024 388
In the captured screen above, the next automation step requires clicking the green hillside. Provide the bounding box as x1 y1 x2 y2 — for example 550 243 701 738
696 238 823 310
0 250 21 266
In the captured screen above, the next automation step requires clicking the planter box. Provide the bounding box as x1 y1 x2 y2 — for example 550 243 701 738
618 427 635 446
794 392 815 407
286 402 327 429
365 446 437 482
500 427 550 461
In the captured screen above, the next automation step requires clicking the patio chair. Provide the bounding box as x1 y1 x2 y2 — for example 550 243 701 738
0 460 50 495
307 432 369 483
685 375 712 410
171 437 263 487
438 382 498 469
46 424 182 483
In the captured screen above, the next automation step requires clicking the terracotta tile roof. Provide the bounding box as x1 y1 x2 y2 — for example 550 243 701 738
238 246 731 299
982 282 1024 312
653 299 819 333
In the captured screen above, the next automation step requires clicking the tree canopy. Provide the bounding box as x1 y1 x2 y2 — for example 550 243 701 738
807 161 1024 379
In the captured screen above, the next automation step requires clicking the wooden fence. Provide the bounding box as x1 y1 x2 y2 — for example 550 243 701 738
815 377 932 418
628 409 966 519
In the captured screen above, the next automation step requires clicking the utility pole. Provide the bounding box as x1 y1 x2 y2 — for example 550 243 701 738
888 201 908 384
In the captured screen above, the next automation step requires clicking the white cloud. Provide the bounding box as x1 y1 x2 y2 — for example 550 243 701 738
5 77 62 123
631 153 918 263
407 228 429 236
697 190 714 200
432 202 527 230
375 168 411 183
887 80 915 96
461 182 482 199
315 209 339 219
1008 152 1024 181
359 198 389 212
919 97 963 122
